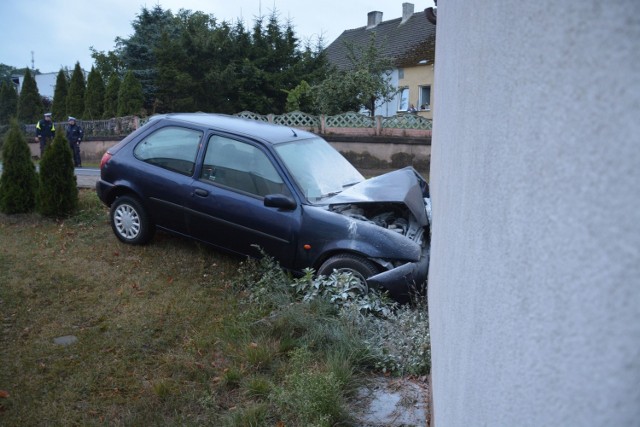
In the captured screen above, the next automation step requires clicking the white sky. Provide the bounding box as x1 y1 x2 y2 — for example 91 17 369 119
0 0 434 73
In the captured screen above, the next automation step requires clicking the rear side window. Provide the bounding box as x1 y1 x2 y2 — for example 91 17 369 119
134 126 202 176
200 135 290 197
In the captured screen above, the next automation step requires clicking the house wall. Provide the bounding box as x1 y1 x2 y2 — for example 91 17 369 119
399 64 434 119
428 1 640 426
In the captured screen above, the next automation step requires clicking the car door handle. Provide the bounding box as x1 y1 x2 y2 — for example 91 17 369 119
193 188 209 197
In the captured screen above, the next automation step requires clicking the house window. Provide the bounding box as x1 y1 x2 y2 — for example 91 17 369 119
398 87 409 111
419 85 431 110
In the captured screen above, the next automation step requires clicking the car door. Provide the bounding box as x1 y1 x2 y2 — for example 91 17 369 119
185 134 301 267
131 125 203 235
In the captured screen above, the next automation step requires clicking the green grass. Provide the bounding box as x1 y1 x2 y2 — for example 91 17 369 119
0 190 369 425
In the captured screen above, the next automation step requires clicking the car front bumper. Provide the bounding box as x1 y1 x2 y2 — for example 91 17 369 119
367 244 430 302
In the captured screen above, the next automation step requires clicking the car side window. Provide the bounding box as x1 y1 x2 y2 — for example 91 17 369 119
134 126 202 176
201 135 290 197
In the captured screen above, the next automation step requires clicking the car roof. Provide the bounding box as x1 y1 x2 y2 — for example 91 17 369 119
148 113 316 145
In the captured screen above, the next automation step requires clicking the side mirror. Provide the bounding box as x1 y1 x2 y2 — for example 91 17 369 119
264 194 297 210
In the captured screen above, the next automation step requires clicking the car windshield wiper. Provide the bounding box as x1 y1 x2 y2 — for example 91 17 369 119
342 181 361 188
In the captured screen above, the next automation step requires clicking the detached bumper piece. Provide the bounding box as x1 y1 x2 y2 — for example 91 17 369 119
368 245 430 303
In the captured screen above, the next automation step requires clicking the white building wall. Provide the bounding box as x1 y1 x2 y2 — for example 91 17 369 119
428 1 640 426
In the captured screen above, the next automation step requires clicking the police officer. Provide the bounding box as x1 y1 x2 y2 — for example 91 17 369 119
66 116 84 167
35 112 55 157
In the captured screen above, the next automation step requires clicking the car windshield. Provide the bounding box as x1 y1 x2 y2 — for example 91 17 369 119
274 137 364 203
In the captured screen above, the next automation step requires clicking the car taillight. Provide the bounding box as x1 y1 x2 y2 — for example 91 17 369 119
100 152 112 170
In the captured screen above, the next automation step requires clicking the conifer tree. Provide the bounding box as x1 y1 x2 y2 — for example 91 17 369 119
117 70 144 116
36 129 78 218
0 119 38 214
51 69 69 120
103 73 120 118
83 66 105 119
17 68 43 123
66 62 86 119
0 81 18 124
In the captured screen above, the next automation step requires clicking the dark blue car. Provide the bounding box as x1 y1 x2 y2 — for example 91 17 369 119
96 113 431 300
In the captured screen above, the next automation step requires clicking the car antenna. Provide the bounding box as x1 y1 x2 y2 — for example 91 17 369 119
290 128 297 137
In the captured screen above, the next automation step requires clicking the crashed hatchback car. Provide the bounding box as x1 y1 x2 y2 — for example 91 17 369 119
96 113 431 300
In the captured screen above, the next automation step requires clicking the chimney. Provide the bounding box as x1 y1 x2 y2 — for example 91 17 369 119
367 11 383 29
401 3 415 24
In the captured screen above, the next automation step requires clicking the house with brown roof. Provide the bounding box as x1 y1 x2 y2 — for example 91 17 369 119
325 3 436 118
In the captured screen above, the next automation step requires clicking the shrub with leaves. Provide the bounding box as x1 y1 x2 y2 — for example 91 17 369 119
344 298 431 375
36 131 78 217
237 249 431 376
292 268 398 318
0 120 38 214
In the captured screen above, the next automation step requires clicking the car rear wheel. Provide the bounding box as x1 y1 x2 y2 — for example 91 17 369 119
317 253 381 291
110 195 154 245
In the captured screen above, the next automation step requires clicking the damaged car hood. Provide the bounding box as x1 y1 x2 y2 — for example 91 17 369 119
325 167 430 227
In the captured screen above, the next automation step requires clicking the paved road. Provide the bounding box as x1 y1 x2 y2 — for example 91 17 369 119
0 163 99 189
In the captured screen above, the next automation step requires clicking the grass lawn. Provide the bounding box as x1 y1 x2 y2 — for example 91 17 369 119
0 189 430 426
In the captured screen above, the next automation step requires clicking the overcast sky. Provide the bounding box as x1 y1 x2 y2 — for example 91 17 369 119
1 0 434 73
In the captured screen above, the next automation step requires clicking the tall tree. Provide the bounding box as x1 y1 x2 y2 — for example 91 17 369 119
0 80 18 124
103 73 120 119
115 6 181 110
117 70 144 116
313 34 395 116
51 69 69 120
66 62 86 118
0 119 38 213
16 68 43 123
84 66 105 119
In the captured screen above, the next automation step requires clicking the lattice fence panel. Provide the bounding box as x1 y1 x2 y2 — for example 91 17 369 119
325 112 375 128
273 111 320 128
382 114 432 130
235 111 269 122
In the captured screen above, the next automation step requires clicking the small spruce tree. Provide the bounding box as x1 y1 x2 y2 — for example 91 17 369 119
66 62 86 119
0 119 38 214
17 68 43 123
84 66 105 119
103 73 121 119
117 70 144 117
36 129 78 218
51 69 69 120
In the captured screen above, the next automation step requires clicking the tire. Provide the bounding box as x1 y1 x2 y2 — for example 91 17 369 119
317 253 381 290
110 195 154 245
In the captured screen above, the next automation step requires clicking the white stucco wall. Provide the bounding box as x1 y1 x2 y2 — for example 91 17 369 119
428 1 640 426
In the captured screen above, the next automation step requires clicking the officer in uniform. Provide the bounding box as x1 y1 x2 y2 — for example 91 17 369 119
35 112 55 157
65 116 84 167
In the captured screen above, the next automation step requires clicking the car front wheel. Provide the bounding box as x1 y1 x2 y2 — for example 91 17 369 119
110 195 154 245
317 253 381 290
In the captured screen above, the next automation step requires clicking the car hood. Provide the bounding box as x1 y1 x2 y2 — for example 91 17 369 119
325 167 430 227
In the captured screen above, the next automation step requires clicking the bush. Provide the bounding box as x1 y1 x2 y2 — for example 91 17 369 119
0 120 38 214
36 130 78 217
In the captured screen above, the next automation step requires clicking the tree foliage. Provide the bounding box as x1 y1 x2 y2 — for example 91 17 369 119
51 69 69 120
36 129 78 218
313 35 395 116
17 68 43 123
0 80 18 124
103 73 121 119
84 66 105 119
66 62 86 119
117 70 144 116
0 119 38 214
103 6 327 116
